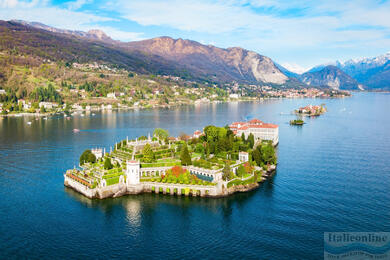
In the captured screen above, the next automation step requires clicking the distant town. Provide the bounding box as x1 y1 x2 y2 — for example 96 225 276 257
0 62 350 116
64 119 278 198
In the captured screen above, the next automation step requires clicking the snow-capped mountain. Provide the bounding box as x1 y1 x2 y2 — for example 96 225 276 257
309 52 390 90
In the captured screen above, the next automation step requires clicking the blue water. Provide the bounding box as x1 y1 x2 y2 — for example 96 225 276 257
0 93 389 259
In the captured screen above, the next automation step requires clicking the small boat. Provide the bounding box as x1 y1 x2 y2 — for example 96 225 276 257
73 128 80 133
66 117 71 120
43 117 48 120
92 113 96 116
27 121 32 125
80 114 84 117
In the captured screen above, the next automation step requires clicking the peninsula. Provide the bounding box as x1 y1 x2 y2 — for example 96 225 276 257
64 119 278 199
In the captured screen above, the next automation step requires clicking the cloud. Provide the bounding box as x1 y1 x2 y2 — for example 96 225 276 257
1 0 390 67
108 0 390 66
66 0 92 10
0 0 143 41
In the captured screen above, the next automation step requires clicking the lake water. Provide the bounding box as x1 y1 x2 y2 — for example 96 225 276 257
0 93 389 259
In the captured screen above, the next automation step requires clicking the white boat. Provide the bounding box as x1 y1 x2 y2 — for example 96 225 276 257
43 117 48 120
73 128 80 133
27 121 32 125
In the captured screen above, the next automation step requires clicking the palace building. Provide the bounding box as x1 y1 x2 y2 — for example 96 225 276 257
229 118 279 145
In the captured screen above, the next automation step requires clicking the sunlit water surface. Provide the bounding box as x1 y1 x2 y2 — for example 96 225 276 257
0 93 389 259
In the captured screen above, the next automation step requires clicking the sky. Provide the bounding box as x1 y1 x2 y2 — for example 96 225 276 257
0 0 390 72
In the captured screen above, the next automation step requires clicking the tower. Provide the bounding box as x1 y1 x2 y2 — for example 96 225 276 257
126 160 140 185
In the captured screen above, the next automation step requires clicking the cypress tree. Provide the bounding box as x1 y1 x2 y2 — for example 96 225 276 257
180 144 192 166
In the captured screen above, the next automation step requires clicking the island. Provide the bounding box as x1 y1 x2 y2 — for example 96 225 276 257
290 119 305 125
64 119 278 199
295 104 326 116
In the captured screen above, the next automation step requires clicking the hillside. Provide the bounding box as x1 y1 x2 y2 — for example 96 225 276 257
299 65 363 90
0 20 187 77
122 37 288 84
0 20 291 86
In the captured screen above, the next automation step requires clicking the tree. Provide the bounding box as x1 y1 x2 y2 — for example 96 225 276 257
194 143 205 154
252 148 262 166
87 153 96 164
241 133 246 142
237 165 246 178
180 144 192 165
222 162 231 181
79 149 96 165
248 133 255 149
104 157 113 170
261 143 276 165
204 125 218 141
142 143 154 163
153 128 169 140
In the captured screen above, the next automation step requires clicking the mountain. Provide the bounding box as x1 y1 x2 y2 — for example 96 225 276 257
275 63 299 78
11 20 116 43
309 53 390 90
121 37 288 84
340 53 390 89
0 20 186 77
1 20 290 85
299 65 363 90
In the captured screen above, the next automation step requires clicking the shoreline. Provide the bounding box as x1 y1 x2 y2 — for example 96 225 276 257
64 168 276 199
1 95 349 118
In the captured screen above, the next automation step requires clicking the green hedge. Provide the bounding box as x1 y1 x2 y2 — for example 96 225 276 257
106 176 120 186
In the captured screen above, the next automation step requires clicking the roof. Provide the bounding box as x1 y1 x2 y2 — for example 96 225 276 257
248 119 263 124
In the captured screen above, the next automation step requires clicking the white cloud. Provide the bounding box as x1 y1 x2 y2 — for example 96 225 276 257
0 0 143 41
66 0 91 10
108 0 390 67
1 0 390 67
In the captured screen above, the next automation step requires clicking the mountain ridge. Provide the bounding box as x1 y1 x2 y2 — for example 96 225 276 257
299 65 363 90
7 20 289 85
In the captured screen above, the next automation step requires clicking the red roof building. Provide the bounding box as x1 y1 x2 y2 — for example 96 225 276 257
229 118 279 145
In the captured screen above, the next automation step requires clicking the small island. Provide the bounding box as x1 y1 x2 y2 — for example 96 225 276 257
290 119 304 125
295 104 326 116
64 119 278 199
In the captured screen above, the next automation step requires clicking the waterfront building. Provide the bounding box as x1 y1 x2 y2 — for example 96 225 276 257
39 102 58 110
230 118 279 145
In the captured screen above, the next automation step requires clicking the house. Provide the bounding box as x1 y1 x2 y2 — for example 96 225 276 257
107 92 120 99
39 102 58 110
239 151 249 162
229 93 240 99
18 99 32 110
193 130 203 138
72 103 83 110
230 118 279 145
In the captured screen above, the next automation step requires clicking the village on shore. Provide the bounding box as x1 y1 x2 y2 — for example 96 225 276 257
64 118 279 199
0 67 350 117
